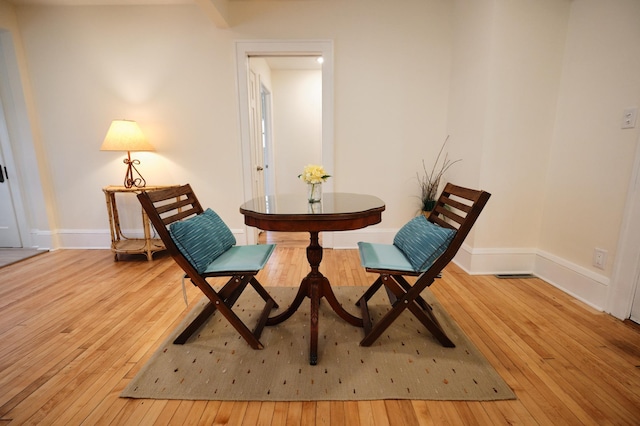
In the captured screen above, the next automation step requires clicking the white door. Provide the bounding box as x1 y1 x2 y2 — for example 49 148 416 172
0 36 27 248
0 148 21 247
248 69 265 201
260 84 275 196
631 274 640 323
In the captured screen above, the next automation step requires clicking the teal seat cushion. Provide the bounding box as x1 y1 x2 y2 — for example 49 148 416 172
358 242 415 272
169 208 237 273
393 215 456 272
203 244 275 273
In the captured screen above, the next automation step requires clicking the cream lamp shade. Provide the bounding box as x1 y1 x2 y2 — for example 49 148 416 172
100 119 154 188
100 119 154 152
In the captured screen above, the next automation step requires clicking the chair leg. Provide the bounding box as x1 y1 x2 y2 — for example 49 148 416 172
406 300 455 347
355 276 384 307
359 274 455 348
250 277 279 309
174 275 249 344
175 275 269 349
386 275 454 346
358 295 374 336
395 275 431 311
253 297 276 340
173 301 218 344
359 296 409 346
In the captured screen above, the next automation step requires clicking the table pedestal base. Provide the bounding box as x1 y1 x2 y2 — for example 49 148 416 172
266 231 363 365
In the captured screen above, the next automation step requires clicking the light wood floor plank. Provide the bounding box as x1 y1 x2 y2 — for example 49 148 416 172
0 247 639 425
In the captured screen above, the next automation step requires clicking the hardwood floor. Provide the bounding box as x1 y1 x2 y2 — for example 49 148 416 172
1 243 639 425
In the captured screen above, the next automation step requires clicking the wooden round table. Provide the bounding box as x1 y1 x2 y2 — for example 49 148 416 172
240 192 385 364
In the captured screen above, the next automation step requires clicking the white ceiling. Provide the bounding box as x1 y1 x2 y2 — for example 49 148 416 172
5 0 323 70
7 0 194 4
7 0 289 4
263 56 323 70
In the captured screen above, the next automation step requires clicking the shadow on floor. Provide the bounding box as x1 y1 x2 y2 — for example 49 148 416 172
0 248 48 269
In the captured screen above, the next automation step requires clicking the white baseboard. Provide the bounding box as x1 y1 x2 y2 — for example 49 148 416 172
29 229 54 250
454 244 608 311
453 244 537 275
51 228 249 250
50 228 609 311
533 250 609 311
54 229 113 249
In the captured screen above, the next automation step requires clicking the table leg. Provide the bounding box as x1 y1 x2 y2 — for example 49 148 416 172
266 231 363 365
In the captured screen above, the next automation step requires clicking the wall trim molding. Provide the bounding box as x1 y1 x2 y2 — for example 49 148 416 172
54 227 610 311
453 244 609 311
533 250 608 311
30 229 54 250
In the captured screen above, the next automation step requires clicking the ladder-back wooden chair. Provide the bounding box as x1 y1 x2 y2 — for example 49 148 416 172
356 183 491 347
137 184 278 350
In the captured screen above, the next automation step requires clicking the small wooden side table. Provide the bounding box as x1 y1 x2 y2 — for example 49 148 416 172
103 185 177 261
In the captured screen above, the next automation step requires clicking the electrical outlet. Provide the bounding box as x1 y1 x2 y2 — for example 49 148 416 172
593 248 607 269
622 107 638 129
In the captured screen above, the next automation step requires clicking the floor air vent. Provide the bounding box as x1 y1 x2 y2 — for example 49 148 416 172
495 273 536 279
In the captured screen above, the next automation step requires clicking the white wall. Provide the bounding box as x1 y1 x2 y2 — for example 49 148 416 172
541 0 640 272
230 0 454 224
2 0 640 315
271 69 322 195
12 5 244 245
9 0 453 241
536 0 640 310
448 0 571 273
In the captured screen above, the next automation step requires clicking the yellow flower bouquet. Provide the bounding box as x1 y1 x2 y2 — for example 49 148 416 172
298 164 330 203
298 164 331 184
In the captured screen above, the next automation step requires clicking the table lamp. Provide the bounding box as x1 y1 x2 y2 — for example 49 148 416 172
100 119 155 188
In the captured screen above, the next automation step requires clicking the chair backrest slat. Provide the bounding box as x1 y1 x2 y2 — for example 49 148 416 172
137 184 205 274
160 207 201 225
429 215 453 230
155 199 198 216
145 185 195 202
433 205 465 228
439 195 472 214
422 183 491 278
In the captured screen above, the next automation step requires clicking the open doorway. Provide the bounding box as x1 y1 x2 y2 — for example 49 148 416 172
235 40 334 246
250 56 323 197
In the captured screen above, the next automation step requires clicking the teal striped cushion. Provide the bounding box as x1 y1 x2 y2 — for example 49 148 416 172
169 208 236 273
358 242 415 272
203 245 275 273
393 215 456 272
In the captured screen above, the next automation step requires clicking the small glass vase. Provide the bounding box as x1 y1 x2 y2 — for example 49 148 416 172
307 183 322 203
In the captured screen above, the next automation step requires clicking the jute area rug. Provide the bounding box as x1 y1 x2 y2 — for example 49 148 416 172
121 286 515 401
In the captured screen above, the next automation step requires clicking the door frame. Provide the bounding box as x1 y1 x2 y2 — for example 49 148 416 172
0 111 23 247
235 40 334 245
607 131 640 319
0 32 30 248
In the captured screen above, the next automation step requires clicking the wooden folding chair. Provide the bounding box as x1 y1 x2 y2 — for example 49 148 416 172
356 183 491 347
137 184 278 349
